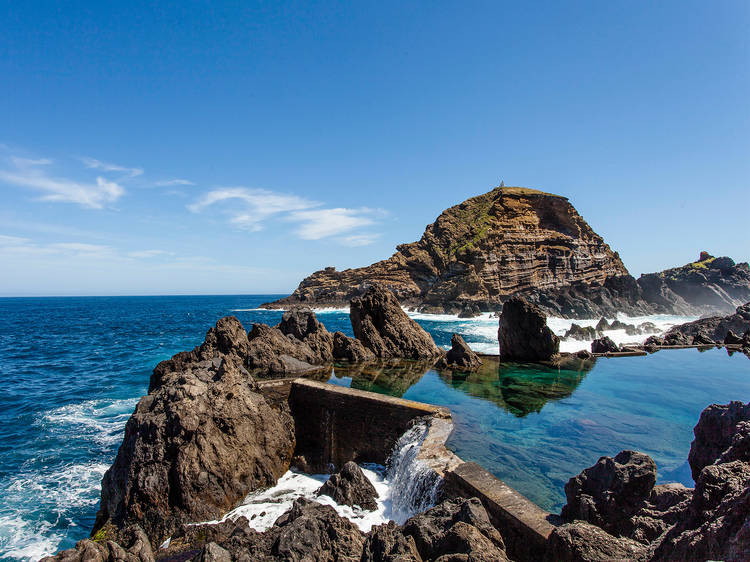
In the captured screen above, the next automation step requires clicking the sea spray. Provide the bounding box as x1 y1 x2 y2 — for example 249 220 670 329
385 420 442 523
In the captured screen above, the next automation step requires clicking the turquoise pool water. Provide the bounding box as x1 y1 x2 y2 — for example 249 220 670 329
326 348 750 511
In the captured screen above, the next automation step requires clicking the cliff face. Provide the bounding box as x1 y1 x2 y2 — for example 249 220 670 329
265 187 628 312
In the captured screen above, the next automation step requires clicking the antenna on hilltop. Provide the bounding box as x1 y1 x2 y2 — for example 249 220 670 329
499 180 505 188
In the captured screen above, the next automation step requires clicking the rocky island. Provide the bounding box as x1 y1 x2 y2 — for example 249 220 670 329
263 186 750 318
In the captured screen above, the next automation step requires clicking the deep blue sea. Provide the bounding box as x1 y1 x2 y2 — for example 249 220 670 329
1 295 749 560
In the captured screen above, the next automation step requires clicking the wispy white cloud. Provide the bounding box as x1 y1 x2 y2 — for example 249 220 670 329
288 208 375 240
188 187 384 242
155 178 194 187
0 157 125 209
341 233 381 247
127 249 173 258
80 157 143 178
0 233 174 262
189 187 318 231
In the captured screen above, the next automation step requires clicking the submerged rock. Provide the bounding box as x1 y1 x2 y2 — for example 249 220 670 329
591 336 619 354
498 296 559 361
316 461 379 511
350 285 440 359
435 333 482 371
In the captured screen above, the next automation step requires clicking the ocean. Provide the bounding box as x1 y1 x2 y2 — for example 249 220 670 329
1 295 749 561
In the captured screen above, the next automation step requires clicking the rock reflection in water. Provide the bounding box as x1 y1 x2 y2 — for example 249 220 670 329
437 355 596 417
330 360 434 397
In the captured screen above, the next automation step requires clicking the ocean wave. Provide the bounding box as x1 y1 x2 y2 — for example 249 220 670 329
0 461 109 561
37 398 138 447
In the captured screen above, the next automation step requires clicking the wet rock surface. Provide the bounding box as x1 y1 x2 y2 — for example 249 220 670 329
498 296 559 361
332 330 376 362
435 333 482 371
316 461 379 511
350 285 441 359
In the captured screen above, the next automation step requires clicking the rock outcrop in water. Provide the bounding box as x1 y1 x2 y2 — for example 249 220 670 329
350 285 440 359
264 186 630 315
435 333 482 371
659 301 750 347
498 296 559 361
550 400 750 562
316 461 379 511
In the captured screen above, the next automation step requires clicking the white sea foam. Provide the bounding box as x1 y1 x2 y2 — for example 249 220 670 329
39 398 138 447
197 422 441 538
0 461 109 561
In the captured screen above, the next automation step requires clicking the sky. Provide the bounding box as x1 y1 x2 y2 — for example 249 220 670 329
1 1 748 296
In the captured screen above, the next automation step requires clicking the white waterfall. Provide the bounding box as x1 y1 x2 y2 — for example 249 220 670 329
385 421 443 523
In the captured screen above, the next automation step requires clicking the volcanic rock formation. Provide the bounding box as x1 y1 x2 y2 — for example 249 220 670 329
316 461 379 511
498 296 560 361
550 400 750 562
350 285 441 359
435 333 483 371
94 332 295 545
264 186 629 314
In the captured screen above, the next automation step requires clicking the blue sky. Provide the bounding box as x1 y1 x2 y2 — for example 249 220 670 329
1 1 748 296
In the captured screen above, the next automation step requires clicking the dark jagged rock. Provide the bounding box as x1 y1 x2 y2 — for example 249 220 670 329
211 498 366 561
564 323 598 341
94 335 295 545
595 317 610 332
561 450 657 537
401 497 509 561
276 305 334 362
246 323 326 375
609 320 641 336
263 186 630 316
651 461 750 561
552 401 750 561
350 285 440 359
591 336 619 354
662 331 689 346
638 253 750 315
316 461 379 511
498 296 559 361
332 330 376 362
435 333 482 371
725 330 744 344
361 521 421 562
457 302 481 318
688 400 750 480
662 302 750 345
691 330 715 345
638 322 659 334
545 521 646 562
41 525 154 562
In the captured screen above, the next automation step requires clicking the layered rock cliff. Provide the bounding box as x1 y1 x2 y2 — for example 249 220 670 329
265 186 750 318
264 186 629 313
